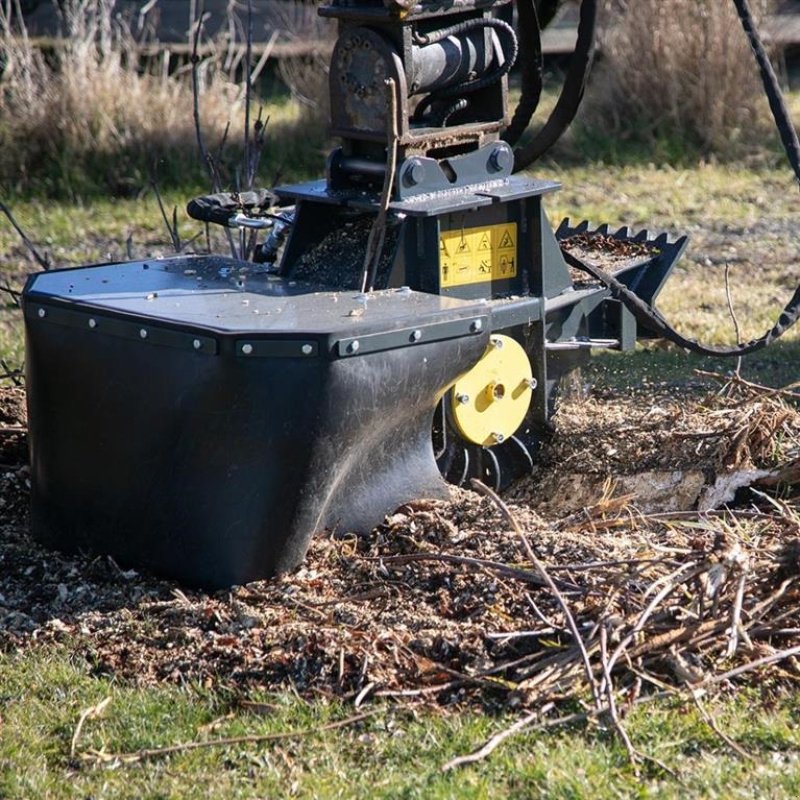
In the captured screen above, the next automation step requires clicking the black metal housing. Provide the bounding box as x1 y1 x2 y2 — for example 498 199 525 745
23 257 489 587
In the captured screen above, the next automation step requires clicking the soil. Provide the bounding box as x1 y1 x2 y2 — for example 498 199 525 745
2 381 798 710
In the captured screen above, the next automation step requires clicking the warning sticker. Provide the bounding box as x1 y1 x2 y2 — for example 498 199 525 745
439 223 518 288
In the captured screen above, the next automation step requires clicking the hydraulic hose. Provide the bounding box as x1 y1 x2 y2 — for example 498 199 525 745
732 0 800 187
502 0 544 148
511 0 598 171
563 249 799 358
412 18 519 123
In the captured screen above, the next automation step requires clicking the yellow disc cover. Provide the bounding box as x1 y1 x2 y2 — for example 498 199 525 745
450 334 534 447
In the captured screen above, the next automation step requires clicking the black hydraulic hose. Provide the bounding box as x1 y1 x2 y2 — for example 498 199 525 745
732 0 800 187
511 0 598 171
412 18 518 123
563 250 800 358
502 0 544 148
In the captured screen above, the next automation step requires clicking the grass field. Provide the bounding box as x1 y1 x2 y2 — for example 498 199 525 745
1 647 799 799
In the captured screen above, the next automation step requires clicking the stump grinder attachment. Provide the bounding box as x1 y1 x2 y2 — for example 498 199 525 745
21 0 798 587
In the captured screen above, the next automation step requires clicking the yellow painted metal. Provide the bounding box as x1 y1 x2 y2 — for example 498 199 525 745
450 334 533 447
439 222 518 288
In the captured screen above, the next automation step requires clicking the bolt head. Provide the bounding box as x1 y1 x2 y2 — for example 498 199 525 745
410 329 422 342
241 343 253 355
193 339 202 350
348 340 360 354
139 328 148 339
470 319 483 333
489 145 513 173
492 432 506 444
404 159 426 187
301 343 314 355
456 393 470 405
37 308 46 318
88 318 97 329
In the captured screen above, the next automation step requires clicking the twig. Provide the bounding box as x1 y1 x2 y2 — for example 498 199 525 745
690 689 753 761
151 181 182 253
371 552 578 591
694 370 800 402
723 262 743 378
705 644 800 686
441 703 555 772
243 0 254 190
81 710 378 765
70 696 112 759
0 361 23 386
726 571 747 658
599 624 640 773
190 2 214 187
360 78 399 293
470 479 604 714
0 200 50 270
1 281 21 308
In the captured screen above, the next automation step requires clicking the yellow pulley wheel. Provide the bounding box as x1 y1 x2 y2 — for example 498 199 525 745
450 334 535 447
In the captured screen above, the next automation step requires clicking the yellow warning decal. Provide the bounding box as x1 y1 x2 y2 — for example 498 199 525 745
439 223 518 288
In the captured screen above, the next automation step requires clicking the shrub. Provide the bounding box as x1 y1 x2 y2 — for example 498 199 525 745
0 0 251 197
579 0 777 159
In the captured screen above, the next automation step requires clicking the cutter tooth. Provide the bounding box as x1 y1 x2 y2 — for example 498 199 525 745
596 223 609 235
633 229 649 242
654 233 669 247
575 220 591 234
613 225 631 239
555 218 572 237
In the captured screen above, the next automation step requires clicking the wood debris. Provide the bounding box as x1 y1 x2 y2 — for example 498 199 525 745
1 383 798 731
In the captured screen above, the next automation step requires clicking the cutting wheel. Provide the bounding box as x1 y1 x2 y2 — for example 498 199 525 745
450 334 534 447
434 333 541 492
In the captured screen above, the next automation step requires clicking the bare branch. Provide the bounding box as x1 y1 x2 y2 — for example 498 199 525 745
0 201 50 271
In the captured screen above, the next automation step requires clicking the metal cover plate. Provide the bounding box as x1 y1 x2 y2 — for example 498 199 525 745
25 255 489 339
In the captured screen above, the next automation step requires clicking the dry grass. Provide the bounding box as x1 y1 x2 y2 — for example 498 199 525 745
0 0 251 195
584 0 777 156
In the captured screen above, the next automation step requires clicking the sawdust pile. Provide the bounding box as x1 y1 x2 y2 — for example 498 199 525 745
1 381 799 716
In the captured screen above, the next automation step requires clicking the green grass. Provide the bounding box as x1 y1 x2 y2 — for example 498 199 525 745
1 648 799 799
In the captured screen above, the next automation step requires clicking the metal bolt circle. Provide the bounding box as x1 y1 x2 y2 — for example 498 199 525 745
470 319 483 333
457 393 470 405
241 343 254 355
88 318 97 329
301 344 314 355
491 337 504 349
489 145 513 173
139 328 148 339
193 339 202 350
405 159 425 187
37 308 46 318
492 432 506 444
348 340 360 354
410 329 422 342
